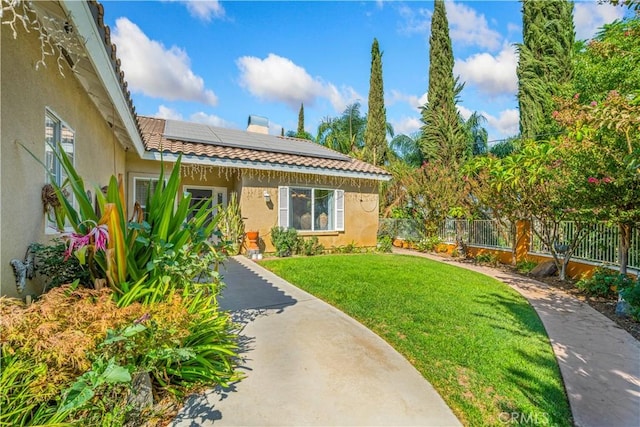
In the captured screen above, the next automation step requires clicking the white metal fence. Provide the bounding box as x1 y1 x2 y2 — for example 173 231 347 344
438 219 513 250
530 221 640 270
387 217 640 271
379 218 424 241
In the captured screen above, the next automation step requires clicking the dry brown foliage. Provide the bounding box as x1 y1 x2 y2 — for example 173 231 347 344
0 285 193 400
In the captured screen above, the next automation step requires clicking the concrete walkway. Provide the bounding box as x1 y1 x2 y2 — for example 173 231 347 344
393 248 640 427
172 256 461 427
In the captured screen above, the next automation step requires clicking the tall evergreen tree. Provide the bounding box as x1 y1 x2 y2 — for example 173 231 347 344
517 0 574 141
286 103 314 141
420 0 468 166
364 38 388 166
297 103 305 136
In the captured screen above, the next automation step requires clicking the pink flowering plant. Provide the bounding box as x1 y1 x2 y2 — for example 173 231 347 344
22 141 226 303
62 220 109 282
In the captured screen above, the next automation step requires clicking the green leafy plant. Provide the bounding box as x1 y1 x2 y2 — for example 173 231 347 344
377 235 393 253
341 241 358 254
22 142 225 304
414 235 442 252
575 267 629 298
219 192 245 255
270 227 301 257
31 239 92 291
475 253 500 266
618 278 640 321
59 357 131 414
301 236 324 256
516 259 538 274
0 348 70 427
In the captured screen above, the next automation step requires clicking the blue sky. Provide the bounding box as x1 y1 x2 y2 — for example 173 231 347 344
102 0 630 144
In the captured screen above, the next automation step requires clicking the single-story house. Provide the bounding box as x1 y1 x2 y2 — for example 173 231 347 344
1 0 391 298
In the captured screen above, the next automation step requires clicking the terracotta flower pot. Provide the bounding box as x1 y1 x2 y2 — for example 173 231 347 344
246 231 260 251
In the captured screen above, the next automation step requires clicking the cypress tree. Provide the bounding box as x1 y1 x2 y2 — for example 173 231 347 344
420 0 467 165
364 38 388 166
297 103 305 137
517 0 574 141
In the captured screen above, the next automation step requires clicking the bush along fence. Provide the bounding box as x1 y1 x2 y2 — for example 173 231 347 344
434 218 640 280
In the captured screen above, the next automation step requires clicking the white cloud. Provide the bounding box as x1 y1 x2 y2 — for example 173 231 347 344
574 1 625 41
454 43 518 97
182 0 225 21
154 106 235 129
388 90 428 110
190 112 234 128
324 83 361 113
445 1 502 51
154 105 184 120
397 4 431 35
506 22 521 37
236 53 361 112
484 109 519 139
398 2 502 50
112 18 218 106
457 105 473 121
163 1 225 21
391 116 422 135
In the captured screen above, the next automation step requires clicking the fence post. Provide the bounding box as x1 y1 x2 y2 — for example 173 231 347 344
515 220 531 263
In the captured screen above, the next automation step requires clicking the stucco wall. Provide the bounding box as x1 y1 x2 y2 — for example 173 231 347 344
124 155 240 213
240 174 380 253
1 25 126 298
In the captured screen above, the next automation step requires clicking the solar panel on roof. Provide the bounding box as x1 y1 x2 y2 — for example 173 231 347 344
163 119 350 162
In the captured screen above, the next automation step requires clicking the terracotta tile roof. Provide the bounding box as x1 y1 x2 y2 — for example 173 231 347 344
138 116 391 179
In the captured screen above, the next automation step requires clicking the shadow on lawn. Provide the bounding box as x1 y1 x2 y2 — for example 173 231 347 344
501 348 574 426
472 291 549 338
471 292 573 426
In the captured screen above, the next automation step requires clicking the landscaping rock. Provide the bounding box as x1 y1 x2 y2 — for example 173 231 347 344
529 260 557 278
127 371 153 416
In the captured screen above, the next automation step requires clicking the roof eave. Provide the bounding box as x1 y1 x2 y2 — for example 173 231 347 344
142 151 392 182
62 0 145 157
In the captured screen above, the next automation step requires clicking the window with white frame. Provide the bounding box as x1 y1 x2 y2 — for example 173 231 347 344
278 186 344 231
133 177 161 210
45 109 75 230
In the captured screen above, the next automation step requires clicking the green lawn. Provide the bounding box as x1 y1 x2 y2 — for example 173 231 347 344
260 254 572 427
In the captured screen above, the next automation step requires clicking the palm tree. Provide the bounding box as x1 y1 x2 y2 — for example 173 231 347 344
317 103 367 155
389 132 424 167
464 112 489 155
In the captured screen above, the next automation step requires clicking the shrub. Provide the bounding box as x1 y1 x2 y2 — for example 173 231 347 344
301 236 324 256
377 235 393 253
0 283 240 425
219 192 245 255
0 348 70 427
23 142 226 304
575 267 629 298
475 253 500 266
338 241 358 254
31 239 92 291
617 278 640 321
414 235 441 252
516 259 538 274
270 227 301 257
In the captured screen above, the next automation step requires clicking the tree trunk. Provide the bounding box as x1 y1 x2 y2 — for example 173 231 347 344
560 253 570 281
616 223 632 316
